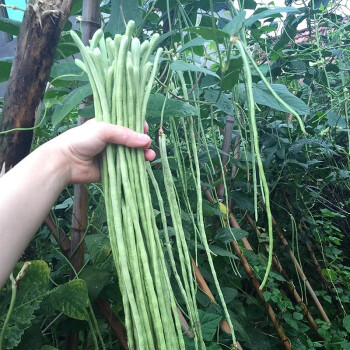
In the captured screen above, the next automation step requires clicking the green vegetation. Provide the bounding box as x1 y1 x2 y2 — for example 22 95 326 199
0 0 350 349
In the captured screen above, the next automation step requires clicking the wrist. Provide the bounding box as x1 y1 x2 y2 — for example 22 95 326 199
36 141 72 188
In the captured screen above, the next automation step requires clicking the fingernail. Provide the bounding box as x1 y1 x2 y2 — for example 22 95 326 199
138 134 151 143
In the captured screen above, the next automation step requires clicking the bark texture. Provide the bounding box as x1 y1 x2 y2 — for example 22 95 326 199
0 0 73 171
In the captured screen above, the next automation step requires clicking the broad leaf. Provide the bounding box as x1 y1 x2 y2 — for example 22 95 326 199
177 37 206 53
50 61 88 82
105 0 142 35
244 82 310 115
79 266 111 300
221 287 238 303
0 261 50 349
85 234 111 266
50 279 89 321
215 228 248 243
52 83 92 125
343 315 350 333
146 93 197 118
273 15 305 51
171 61 219 79
229 190 255 212
327 112 346 128
185 26 229 42
13 260 50 289
0 18 21 36
246 7 303 26
204 89 233 114
198 310 222 341
0 57 13 82
210 245 239 259
222 11 246 35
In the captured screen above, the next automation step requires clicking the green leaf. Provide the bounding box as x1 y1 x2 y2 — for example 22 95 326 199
171 61 219 79
263 291 271 301
185 26 230 41
327 112 346 128
209 245 239 259
146 93 197 118
273 15 304 51
13 260 50 290
55 33 80 59
51 83 92 125
229 190 254 212
246 7 303 26
205 343 221 350
177 37 206 53
50 61 88 82
343 315 350 333
320 208 345 218
105 0 142 35
249 82 310 115
243 0 257 9
0 57 13 83
0 18 21 36
222 11 246 35
221 287 238 303
70 0 82 16
79 104 95 118
41 346 59 350
198 310 222 341
1 261 50 349
79 266 111 300
50 279 89 321
215 228 248 243
283 312 298 330
293 312 304 320
85 234 111 266
204 89 233 114
321 268 337 279
202 200 225 217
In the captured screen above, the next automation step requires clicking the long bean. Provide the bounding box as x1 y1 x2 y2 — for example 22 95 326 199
71 21 183 350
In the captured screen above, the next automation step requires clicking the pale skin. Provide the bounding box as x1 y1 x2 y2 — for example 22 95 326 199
0 119 156 288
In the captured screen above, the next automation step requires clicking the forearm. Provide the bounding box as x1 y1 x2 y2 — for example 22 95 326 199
0 143 69 287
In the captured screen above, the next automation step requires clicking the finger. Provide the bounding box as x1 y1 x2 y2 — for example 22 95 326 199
144 148 156 161
97 123 152 148
144 122 149 134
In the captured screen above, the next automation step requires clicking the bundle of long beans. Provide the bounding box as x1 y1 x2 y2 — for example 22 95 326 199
71 21 185 349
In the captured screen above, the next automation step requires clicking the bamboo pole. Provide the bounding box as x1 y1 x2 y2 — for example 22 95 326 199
204 190 293 350
95 298 129 350
283 192 329 287
67 1 100 348
245 212 321 336
259 201 331 324
217 114 235 199
45 212 71 258
191 257 244 350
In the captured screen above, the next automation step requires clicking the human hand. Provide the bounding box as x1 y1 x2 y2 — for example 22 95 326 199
48 118 156 184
